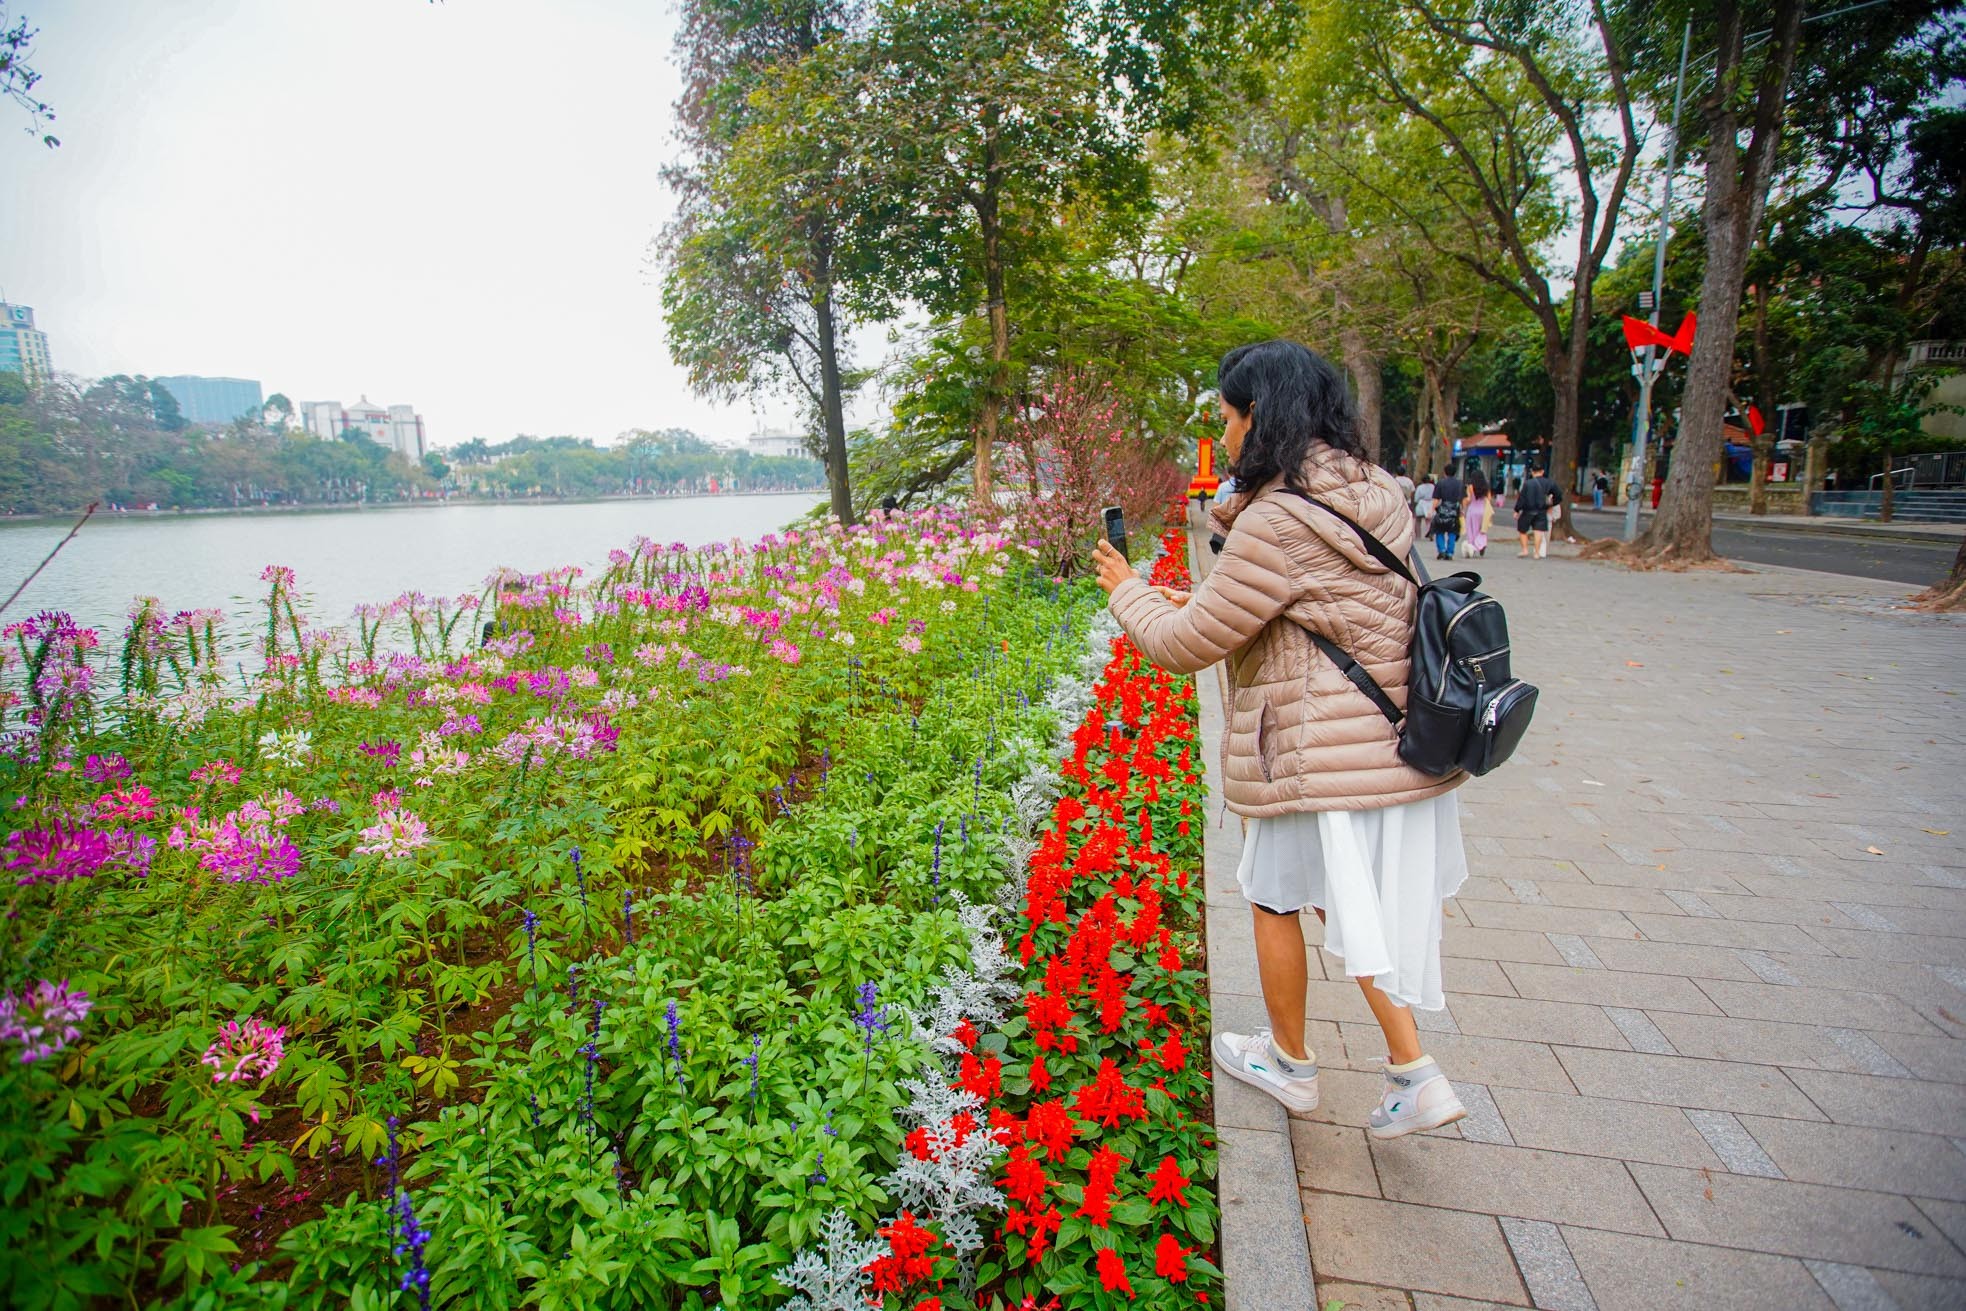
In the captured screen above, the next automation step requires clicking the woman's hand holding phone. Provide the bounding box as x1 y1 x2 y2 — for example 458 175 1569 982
1092 538 1133 594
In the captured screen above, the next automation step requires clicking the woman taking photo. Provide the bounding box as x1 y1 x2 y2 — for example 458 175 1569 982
1091 339 1469 1138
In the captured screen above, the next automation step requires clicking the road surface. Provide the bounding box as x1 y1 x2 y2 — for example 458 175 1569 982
1566 508 1960 586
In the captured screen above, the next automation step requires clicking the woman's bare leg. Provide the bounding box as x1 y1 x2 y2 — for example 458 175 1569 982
1357 978 1424 1065
1306 907 1424 1065
1250 905 1311 1061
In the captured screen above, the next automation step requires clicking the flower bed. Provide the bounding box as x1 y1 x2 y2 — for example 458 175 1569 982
1 511 1150 1309
781 523 1221 1311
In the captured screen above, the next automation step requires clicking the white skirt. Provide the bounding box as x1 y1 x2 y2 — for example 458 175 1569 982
1234 792 1468 1011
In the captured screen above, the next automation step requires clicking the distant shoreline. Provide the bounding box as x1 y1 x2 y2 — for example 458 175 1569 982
0 489 827 527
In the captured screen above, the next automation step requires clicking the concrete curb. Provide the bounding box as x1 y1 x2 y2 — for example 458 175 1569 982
1187 512 1319 1311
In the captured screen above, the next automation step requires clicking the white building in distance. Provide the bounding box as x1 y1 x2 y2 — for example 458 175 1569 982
301 396 427 461
746 428 812 460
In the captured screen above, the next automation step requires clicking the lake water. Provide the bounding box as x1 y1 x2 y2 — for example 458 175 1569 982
0 494 824 640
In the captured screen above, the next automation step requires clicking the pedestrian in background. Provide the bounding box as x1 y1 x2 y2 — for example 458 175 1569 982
1413 474 1437 540
1515 459 1559 559
1465 469 1492 558
1092 338 1472 1140
1431 460 1467 560
1592 469 1610 510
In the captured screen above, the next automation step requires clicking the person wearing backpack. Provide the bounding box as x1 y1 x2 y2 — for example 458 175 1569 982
1091 339 1471 1139
1515 459 1559 559
1431 461 1467 560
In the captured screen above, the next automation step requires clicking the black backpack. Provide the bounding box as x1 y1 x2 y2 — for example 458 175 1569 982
1277 488 1537 778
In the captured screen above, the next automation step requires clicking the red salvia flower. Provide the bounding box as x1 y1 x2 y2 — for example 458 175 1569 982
1095 1248 1135 1298
958 1051 1003 1099
1146 1155 1192 1208
1023 1099 1078 1161
950 1018 979 1050
1003 1143 1052 1207
1154 1232 1193 1282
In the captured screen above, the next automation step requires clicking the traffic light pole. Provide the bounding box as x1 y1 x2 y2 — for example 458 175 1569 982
1626 18 1693 543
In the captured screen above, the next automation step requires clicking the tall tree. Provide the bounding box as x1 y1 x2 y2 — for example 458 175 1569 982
1638 0 1962 558
843 0 1145 501
660 0 866 526
1349 0 1641 514
1 3 56 147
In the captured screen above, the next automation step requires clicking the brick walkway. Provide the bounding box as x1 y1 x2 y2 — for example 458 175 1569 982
1192 525 1966 1311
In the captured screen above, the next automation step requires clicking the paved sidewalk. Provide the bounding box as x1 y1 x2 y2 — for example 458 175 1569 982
1576 506 1964 543
1195 528 1966 1311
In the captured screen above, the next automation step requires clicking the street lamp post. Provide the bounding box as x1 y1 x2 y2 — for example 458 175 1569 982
1626 19 1693 542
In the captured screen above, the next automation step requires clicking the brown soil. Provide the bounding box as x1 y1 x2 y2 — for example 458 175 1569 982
1576 538 1751 573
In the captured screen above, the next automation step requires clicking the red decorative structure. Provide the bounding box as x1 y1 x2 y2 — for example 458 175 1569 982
1186 433 1220 500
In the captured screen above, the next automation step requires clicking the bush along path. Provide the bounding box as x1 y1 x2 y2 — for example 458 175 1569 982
783 523 1219 1311
0 508 1120 1309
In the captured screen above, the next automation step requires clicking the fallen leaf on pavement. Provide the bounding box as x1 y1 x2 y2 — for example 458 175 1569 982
1924 828 1950 836
1865 846 1885 855
1626 660 1644 667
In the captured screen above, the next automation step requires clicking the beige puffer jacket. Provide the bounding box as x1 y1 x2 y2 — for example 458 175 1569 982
1108 443 1465 815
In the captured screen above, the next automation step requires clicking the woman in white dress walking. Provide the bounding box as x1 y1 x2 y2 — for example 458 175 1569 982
1092 339 1469 1138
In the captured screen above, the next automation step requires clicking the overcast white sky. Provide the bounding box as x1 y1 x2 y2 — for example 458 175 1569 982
1 0 884 447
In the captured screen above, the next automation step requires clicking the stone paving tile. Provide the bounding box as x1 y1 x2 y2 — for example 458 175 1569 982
1873 1269 1966 1310
1446 994 1634 1049
1551 1046 1825 1118
1802 1261 1902 1311
1312 1282 1416 1311
1647 1011 1880 1071
1288 1119 1380 1197
1370 1136 1663 1235
1440 926 1569 965
1458 900 1643 940
1803 926 1966 967
1534 883 1684 916
1699 893 1866 929
1629 1164 1966 1276
1499 961 1721 1013
1735 1115 1966 1201
1693 978 1943 1035
1578 936 1761 980
1338 1025 1579 1094
1624 913 1830 954
1302 977 1388 1025
1571 860 1753 894
1302 1193 1528 1305
1730 873 1966 911
1871 1031 1966 1083
1442 957 1519 997
1411 1297 1523 1311
1683 1109 1785 1177
1785 1068 1966 1135
1499 1217 1597 1311
1488 1087 1722 1168
1913 1197 1966 1253
1560 1228 1834 1311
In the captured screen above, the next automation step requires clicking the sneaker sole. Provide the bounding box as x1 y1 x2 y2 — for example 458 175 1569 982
1212 1047 1320 1114
1367 1102 1467 1140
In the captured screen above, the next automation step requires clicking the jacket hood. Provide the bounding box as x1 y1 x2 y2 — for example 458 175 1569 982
1209 444 1411 574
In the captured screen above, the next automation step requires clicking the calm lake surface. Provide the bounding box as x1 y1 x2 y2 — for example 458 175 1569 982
0 494 824 641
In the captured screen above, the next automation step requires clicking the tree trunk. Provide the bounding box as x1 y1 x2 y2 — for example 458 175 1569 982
1642 0 1803 562
973 118 1007 506
1880 445 1896 523
811 240 855 527
1440 377 1461 472
1341 326 1383 464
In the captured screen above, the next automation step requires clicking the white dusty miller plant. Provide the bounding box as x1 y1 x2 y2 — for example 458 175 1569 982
773 608 1111 1305
778 1209 887 1311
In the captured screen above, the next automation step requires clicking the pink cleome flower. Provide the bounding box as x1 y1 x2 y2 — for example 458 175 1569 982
355 810 431 861
201 1017 286 1083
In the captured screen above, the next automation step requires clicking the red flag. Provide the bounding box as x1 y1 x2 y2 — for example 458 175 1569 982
1668 312 1697 356
1746 404 1765 436
1620 315 1672 353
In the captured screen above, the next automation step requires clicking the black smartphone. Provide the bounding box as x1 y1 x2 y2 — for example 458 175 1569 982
1101 505 1127 558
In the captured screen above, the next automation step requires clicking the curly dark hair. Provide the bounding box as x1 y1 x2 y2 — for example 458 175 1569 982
1218 340 1368 492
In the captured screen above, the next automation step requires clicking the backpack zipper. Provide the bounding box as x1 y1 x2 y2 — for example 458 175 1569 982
1438 599 1499 687
1483 680 1526 727
1464 644 1509 684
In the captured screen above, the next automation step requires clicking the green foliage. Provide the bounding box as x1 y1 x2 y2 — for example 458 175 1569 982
0 513 1096 1307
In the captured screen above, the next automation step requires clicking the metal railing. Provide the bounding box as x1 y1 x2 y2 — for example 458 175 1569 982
1869 467 1916 491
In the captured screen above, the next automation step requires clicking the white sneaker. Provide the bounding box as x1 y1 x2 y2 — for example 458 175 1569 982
1368 1058 1467 1139
1211 1028 1320 1113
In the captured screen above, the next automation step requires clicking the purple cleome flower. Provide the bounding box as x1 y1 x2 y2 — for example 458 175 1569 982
0 979 91 1063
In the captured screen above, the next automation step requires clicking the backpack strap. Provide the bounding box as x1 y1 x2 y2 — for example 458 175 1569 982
1267 484 1416 728
1302 628 1404 726
1273 486 1427 586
